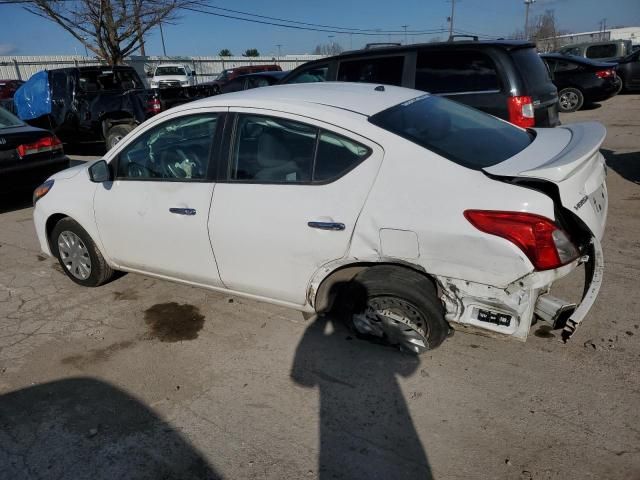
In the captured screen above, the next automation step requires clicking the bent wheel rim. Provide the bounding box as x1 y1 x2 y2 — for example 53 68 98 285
353 296 428 353
58 231 92 280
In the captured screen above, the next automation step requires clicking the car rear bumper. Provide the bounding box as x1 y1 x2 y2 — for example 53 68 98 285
560 236 604 341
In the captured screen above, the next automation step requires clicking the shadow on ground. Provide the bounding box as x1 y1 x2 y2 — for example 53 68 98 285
580 102 603 111
0 377 220 480
291 314 433 480
603 149 640 184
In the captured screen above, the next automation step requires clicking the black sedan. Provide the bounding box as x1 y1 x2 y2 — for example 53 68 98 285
0 107 69 195
220 71 288 94
541 54 621 112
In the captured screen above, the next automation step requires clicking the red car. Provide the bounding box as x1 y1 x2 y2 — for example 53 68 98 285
0 79 25 100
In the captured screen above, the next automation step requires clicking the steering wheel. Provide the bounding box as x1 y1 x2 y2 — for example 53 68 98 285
128 162 151 178
165 148 201 179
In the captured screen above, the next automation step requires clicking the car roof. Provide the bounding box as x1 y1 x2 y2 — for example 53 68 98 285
155 63 187 68
310 39 534 62
233 71 288 80
187 82 423 117
541 53 617 67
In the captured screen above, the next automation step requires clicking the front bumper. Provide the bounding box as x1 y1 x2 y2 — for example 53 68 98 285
561 236 605 341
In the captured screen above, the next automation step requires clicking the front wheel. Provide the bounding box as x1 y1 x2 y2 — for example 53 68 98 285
346 266 449 354
51 217 115 287
558 87 584 113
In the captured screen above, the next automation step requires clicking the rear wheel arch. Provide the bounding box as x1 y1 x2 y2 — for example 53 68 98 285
312 262 437 313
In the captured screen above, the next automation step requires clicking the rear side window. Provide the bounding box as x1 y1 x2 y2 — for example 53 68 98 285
230 115 316 183
338 56 404 86
314 131 371 182
586 44 617 59
415 50 500 93
228 114 371 183
287 65 329 84
561 47 582 56
511 48 552 91
369 95 532 169
554 60 580 72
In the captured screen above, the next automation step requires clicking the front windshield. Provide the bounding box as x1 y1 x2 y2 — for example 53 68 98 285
0 107 24 129
155 66 186 76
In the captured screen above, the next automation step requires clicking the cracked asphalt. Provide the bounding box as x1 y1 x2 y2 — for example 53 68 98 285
1 94 639 479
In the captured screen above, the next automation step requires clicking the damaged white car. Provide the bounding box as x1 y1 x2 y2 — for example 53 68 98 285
32 83 607 353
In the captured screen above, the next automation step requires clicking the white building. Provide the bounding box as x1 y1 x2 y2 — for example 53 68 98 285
551 26 640 47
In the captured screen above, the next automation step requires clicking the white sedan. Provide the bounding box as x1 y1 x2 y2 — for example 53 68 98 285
32 83 607 353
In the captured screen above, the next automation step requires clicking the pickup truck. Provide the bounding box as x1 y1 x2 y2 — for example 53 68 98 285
13 65 215 150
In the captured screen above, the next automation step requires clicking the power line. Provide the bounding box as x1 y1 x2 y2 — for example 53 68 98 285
187 4 448 36
193 2 438 35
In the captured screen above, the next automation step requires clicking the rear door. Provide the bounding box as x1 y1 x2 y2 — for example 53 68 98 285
209 110 382 305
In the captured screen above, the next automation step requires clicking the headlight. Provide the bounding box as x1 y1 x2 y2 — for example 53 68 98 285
150 81 158 87
181 80 189 86
33 179 54 205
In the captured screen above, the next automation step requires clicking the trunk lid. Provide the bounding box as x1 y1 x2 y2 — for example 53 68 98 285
484 122 608 240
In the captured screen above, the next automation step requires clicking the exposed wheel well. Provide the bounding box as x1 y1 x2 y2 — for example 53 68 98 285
45 214 68 253
313 262 437 313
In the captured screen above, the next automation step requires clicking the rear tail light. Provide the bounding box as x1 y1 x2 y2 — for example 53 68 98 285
595 69 615 79
17 135 63 158
146 97 162 115
464 210 579 270
507 96 535 128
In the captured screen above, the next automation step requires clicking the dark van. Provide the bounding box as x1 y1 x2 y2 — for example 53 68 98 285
280 40 560 128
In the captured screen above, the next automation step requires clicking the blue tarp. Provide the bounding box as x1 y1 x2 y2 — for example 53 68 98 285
14 70 51 121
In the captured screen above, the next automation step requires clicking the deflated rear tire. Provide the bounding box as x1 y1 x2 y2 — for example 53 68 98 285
51 217 115 287
345 266 449 354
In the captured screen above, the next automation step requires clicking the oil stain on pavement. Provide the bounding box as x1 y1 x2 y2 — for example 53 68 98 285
144 302 205 342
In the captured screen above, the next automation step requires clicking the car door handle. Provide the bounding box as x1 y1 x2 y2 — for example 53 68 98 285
307 221 345 231
169 207 196 216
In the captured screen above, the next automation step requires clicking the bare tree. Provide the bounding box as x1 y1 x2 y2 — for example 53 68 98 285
530 9 559 51
25 0 194 65
312 43 344 56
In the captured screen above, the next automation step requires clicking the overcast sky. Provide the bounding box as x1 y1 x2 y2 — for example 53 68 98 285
0 0 638 57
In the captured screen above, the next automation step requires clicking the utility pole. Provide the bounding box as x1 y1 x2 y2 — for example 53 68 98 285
448 0 456 40
276 44 282 59
402 25 409 45
524 0 535 40
159 21 167 56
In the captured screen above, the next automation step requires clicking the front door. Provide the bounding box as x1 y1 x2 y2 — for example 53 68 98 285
210 110 383 305
94 110 224 286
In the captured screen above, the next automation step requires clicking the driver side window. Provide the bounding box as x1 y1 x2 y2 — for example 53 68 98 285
116 113 218 181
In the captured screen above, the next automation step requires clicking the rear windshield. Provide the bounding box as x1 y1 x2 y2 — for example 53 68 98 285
511 48 552 91
0 107 24 129
155 66 186 76
369 95 532 169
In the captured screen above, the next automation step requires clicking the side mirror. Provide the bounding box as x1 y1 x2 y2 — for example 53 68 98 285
146 71 153 78
88 160 112 183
